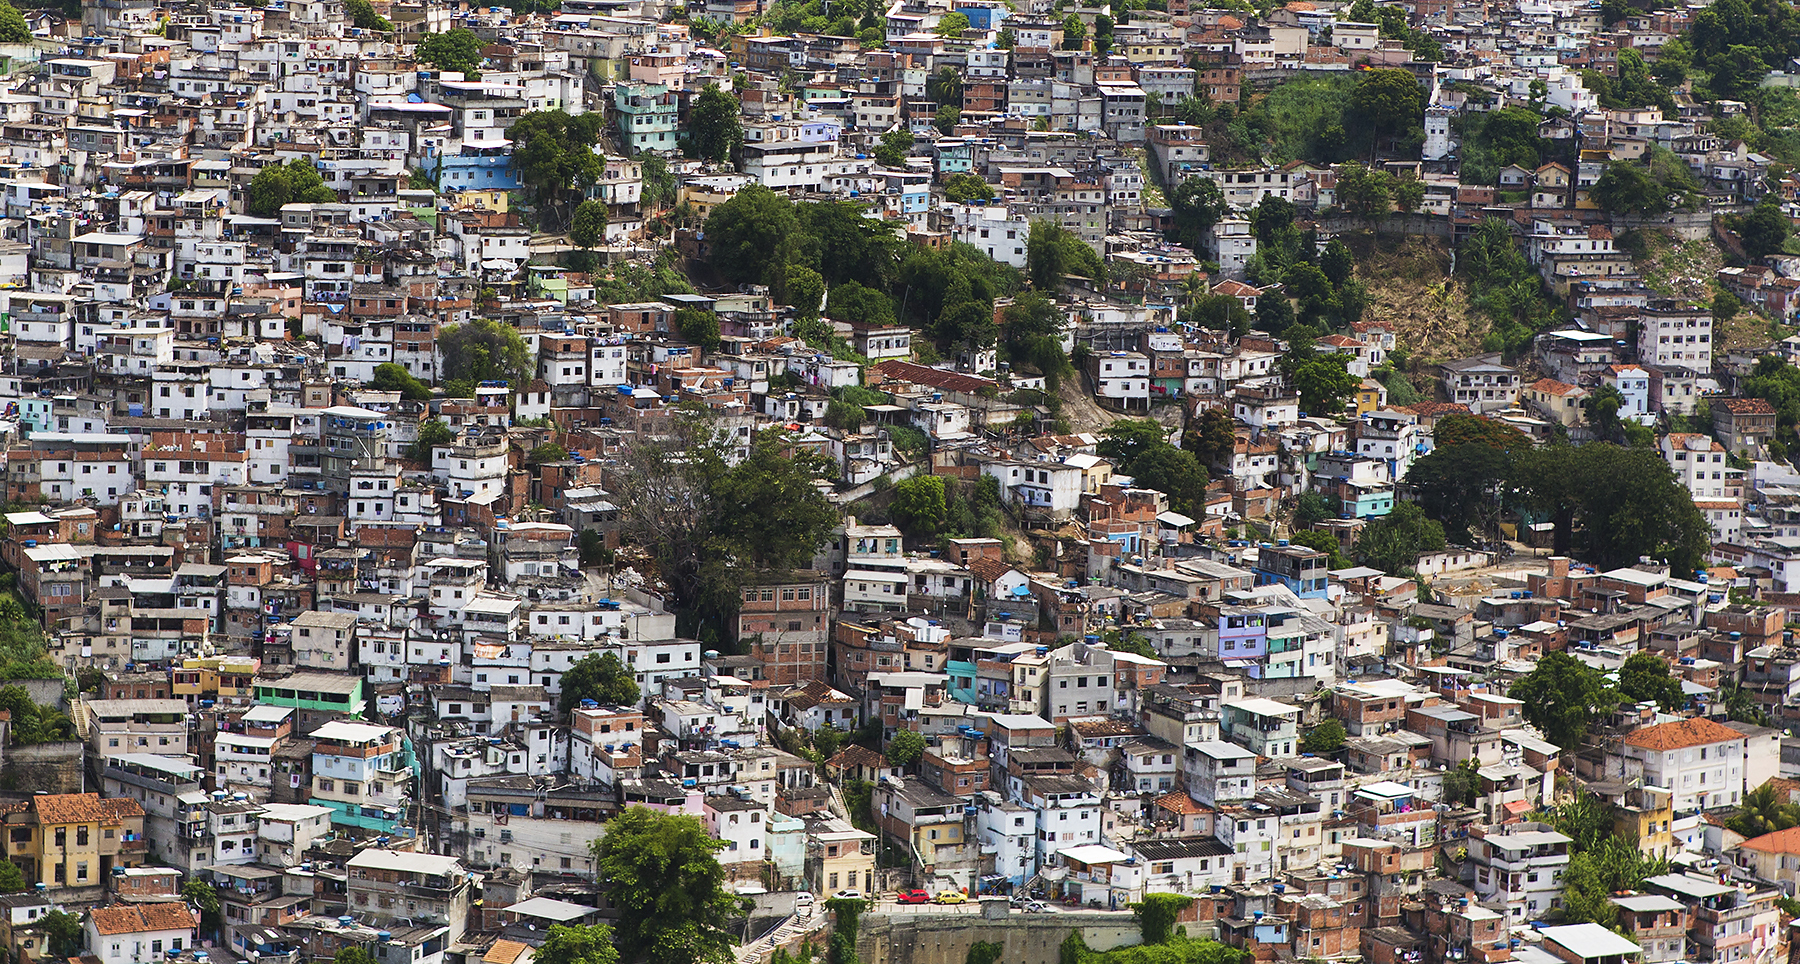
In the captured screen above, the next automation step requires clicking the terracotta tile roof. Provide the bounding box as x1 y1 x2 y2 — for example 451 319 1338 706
869 360 996 396
1155 791 1205 815
1400 401 1471 417
1717 397 1776 415
967 557 1020 584
32 793 137 826
486 940 531 964
1530 378 1581 396
827 744 885 769
1621 716 1746 751
1739 825 1800 854
88 903 196 936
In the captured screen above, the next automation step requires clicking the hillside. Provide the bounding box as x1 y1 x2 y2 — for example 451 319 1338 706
1342 232 1490 386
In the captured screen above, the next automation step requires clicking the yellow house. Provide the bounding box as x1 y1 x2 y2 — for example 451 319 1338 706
1354 378 1388 416
808 820 875 895
455 190 509 214
171 654 260 700
2 793 146 893
1610 784 1673 860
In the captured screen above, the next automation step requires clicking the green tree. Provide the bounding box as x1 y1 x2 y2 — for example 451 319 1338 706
937 11 970 35
246 158 337 217
890 475 948 540
0 2 29 42
1130 894 1195 946
183 879 222 942
591 808 744 964
1300 719 1346 754
927 66 963 105
641 154 677 212
1730 781 1800 838
967 942 1003 964
0 859 23 894
1167 177 1227 251
1290 354 1359 416
1511 443 1711 572
613 423 838 638
933 104 962 136
1060 13 1086 48
417 28 483 74
527 442 570 464
1592 161 1665 215
1319 239 1355 287
785 265 826 322
1335 162 1393 221
337 949 378 964
38 911 83 960
703 184 798 284
560 653 641 714
827 281 896 327
1027 220 1104 290
996 26 1016 47
1434 412 1531 450
534 924 621 964
676 308 722 349
345 0 393 29
1440 759 1483 806
370 363 432 401
439 319 533 386
1289 529 1350 569
1345 68 1425 155
1352 503 1446 573
886 729 926 767
1182 408 1238 470
408 420 454 463
1507 651 1619 749
570 199 608 250
1731 197 1793 261
1391 174 1425 214
1123 446 1210 516
507 109 608 230
689 84 744 163
1618 652 1689 711
1098 418 1171 466
943 173 994 203
1405 443 1510 543
874 128 913 168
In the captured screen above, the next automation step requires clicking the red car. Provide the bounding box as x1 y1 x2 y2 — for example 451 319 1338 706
894 889 931 904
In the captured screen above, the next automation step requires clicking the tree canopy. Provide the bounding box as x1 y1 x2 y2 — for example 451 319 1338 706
439 319 533 387
1507 652 1619 749
591 808 743 964
507 110 608 231
418 28 483 75
246 159 336 217
560 653 640 715
1617 652 1688 711
687 84 744 163
612 421 838 639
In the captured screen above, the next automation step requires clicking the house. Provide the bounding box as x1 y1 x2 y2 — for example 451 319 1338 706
1525 378 1587 427
1440 355 1520 414
1713 397 1777 455
85 904 196 964
1611 717 1746 844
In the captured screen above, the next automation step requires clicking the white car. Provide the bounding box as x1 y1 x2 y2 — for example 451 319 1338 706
1022 901 1049 914
795 892 815 906
833 890 863 901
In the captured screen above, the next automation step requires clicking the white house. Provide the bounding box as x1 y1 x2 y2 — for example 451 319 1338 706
86 903 197 964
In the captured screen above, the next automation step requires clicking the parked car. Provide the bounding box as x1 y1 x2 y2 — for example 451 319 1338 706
933 891 969 905
895 889 931 904
833 890 863 901
795 892 815 906
1022 901 1049 914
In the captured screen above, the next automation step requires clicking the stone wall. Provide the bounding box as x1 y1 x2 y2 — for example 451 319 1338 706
0 740 85 796
858 909 1145 964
